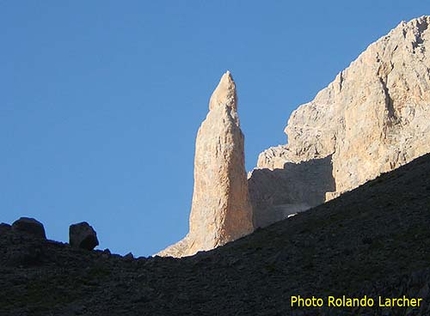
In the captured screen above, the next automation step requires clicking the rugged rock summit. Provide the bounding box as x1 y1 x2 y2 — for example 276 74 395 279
158 71 254 257
250 16 430 228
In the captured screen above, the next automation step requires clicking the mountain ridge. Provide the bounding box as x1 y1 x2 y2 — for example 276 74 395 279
2 151 430 315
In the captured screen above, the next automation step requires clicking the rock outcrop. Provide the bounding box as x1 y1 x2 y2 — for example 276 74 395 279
158 71 254 257
0 223 12 235
250 16 430 228
11 217 46 239
69 222 99 250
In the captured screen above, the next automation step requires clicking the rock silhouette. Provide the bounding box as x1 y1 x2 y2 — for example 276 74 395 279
11 217 46 239
69 222 99 251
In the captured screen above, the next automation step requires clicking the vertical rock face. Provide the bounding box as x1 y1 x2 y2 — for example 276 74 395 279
158 71 254 257
250 16 430 228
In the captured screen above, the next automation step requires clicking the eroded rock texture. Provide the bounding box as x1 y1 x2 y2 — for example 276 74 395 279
250 16 430 228
158 71 253 257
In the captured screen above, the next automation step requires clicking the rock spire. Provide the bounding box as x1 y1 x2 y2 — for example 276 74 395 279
158 71 254 257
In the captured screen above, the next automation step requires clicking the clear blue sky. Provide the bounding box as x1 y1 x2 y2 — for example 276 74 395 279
1 1 428 257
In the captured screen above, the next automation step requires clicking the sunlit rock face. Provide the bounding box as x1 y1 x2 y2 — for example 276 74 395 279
250 16 430 228
158 71 254 257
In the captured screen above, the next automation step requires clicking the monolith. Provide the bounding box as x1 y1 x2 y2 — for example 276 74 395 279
158 71 254 257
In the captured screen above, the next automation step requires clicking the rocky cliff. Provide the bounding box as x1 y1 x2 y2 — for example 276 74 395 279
158 71 254 257
250 16 430 228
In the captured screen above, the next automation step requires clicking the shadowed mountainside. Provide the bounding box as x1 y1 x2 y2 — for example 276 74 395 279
2 152 430 315
249 155 335 228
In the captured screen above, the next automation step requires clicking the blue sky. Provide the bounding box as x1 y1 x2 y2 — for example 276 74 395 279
1 1 428 257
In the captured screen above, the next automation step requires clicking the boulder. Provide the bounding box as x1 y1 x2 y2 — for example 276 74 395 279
69 222 99 250
11 217 46 239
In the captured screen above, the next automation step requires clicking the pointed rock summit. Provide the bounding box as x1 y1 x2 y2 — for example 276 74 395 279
209 70 237 112
158 71 254 257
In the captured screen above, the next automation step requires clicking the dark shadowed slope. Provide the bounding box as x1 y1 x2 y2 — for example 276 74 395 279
1 153 430 316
